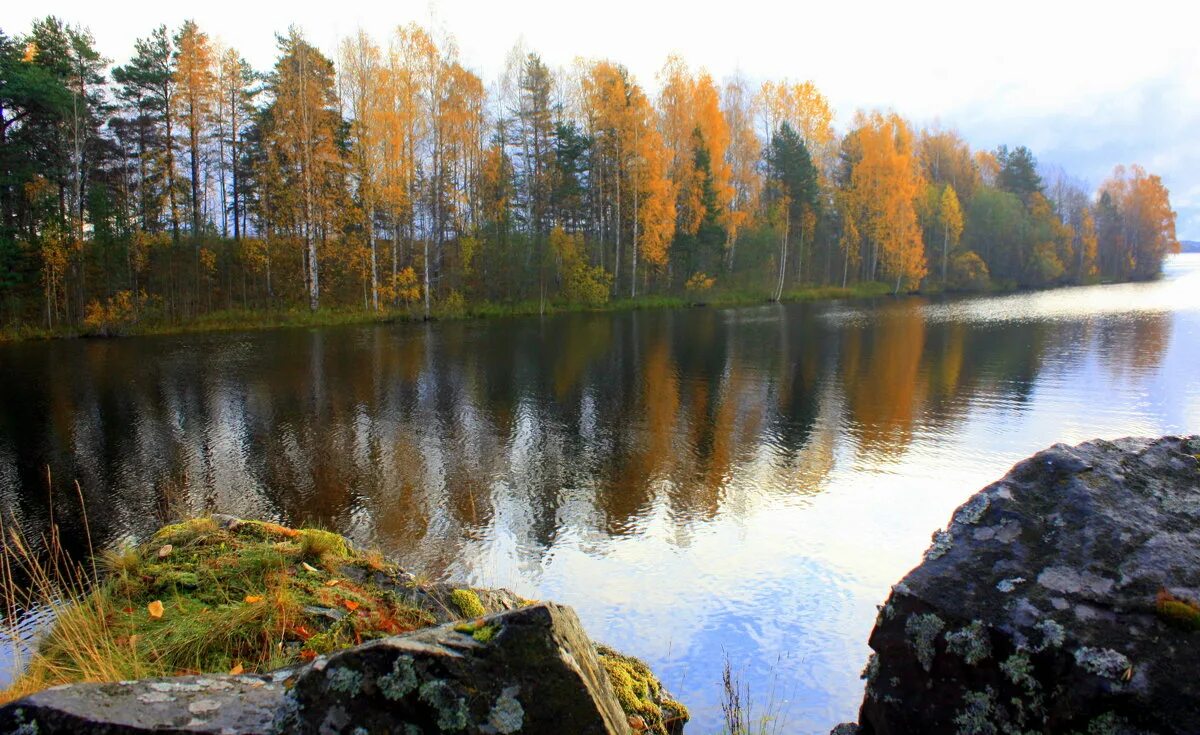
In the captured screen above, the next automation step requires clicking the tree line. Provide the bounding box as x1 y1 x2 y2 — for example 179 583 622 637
0 17 1181 331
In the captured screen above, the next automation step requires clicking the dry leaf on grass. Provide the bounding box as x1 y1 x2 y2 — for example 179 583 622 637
147 600 164 619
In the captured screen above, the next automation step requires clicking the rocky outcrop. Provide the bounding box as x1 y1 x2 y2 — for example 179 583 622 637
0 601 680 734
282 602 630 735
0 672 287 734
0 513 687 734
849 435 1200 734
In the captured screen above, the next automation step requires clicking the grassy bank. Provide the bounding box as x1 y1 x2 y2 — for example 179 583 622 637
0 281 895 344
0 516 685 734
1 517 443 702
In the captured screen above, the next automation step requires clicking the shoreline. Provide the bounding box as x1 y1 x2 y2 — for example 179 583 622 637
0 282 897 344
0 276 1117 345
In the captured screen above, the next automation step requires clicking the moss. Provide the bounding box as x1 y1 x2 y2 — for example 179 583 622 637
596 645 688 735
152 517 218 545
449 589 486 619
298 528 351 562
1155 589 1200 630
453 618 500 643
905 613 945 672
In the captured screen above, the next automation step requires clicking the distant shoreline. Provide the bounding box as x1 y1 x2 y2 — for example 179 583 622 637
2 264 1187 345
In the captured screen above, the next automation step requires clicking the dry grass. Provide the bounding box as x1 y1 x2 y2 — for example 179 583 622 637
719 652 790 735
0 513 436 704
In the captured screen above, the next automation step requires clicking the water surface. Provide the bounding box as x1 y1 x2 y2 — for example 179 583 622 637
3 255 1199 732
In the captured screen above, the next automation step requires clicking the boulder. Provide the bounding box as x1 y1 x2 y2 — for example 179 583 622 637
853 435 1200 734
0 672 288 734
0 602 680 734
279 601 633 734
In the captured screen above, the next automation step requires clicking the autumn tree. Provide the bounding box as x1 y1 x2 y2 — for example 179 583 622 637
721 73 760 267
173 20 215 238
1098 165 1178 280
339 30 386 310
259 27 344 311
936 185 963 284
214 49 256 240
916 128 979 202
381 24 428 293
841 111 927 293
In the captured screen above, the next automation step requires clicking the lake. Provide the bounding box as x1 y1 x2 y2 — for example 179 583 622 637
2 254 1199 732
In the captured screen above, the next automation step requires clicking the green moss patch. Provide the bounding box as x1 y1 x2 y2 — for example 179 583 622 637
597 645 689 735
1156 589 1200 630
449 588 486 619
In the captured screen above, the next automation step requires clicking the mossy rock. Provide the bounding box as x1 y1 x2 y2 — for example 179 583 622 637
597 645 689 735
449 588 487 619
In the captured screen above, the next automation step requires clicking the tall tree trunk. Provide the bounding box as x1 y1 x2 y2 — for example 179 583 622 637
368 205 378 311
942 226 949 284
775 219 789 302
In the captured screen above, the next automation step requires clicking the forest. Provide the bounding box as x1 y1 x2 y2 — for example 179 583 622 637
0 16 1182 336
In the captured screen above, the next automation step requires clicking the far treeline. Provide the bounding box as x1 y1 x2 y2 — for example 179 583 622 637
0 17 1182 335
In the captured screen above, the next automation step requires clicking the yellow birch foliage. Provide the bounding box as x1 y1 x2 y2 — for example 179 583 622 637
844 111 927 288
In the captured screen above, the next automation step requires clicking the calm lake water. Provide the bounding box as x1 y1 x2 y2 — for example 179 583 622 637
2 254 1199 732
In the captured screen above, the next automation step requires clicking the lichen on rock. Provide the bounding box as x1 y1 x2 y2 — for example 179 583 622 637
1073 648 1131 681
944 621 990 665
848 436 1200 734
487 686 525 734
378 655 418 701
905 613 945 672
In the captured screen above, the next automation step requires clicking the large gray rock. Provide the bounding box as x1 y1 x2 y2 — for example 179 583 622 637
0 673 287 733
279 601 633 734
0 602 659 734
854 435 1200 734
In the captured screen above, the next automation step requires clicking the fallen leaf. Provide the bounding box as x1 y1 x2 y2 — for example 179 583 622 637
299 650 317 662
324 579 339 587
342 600 360 611
229 663 244 676
629 714 647 731
157 544 173 558
300 562 319 573
244 595 264 604
147 600 164 619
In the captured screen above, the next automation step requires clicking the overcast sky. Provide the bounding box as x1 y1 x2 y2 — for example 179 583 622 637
8 0 1198 238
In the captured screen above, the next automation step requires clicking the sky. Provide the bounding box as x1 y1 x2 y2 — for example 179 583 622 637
7 0 1199 239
